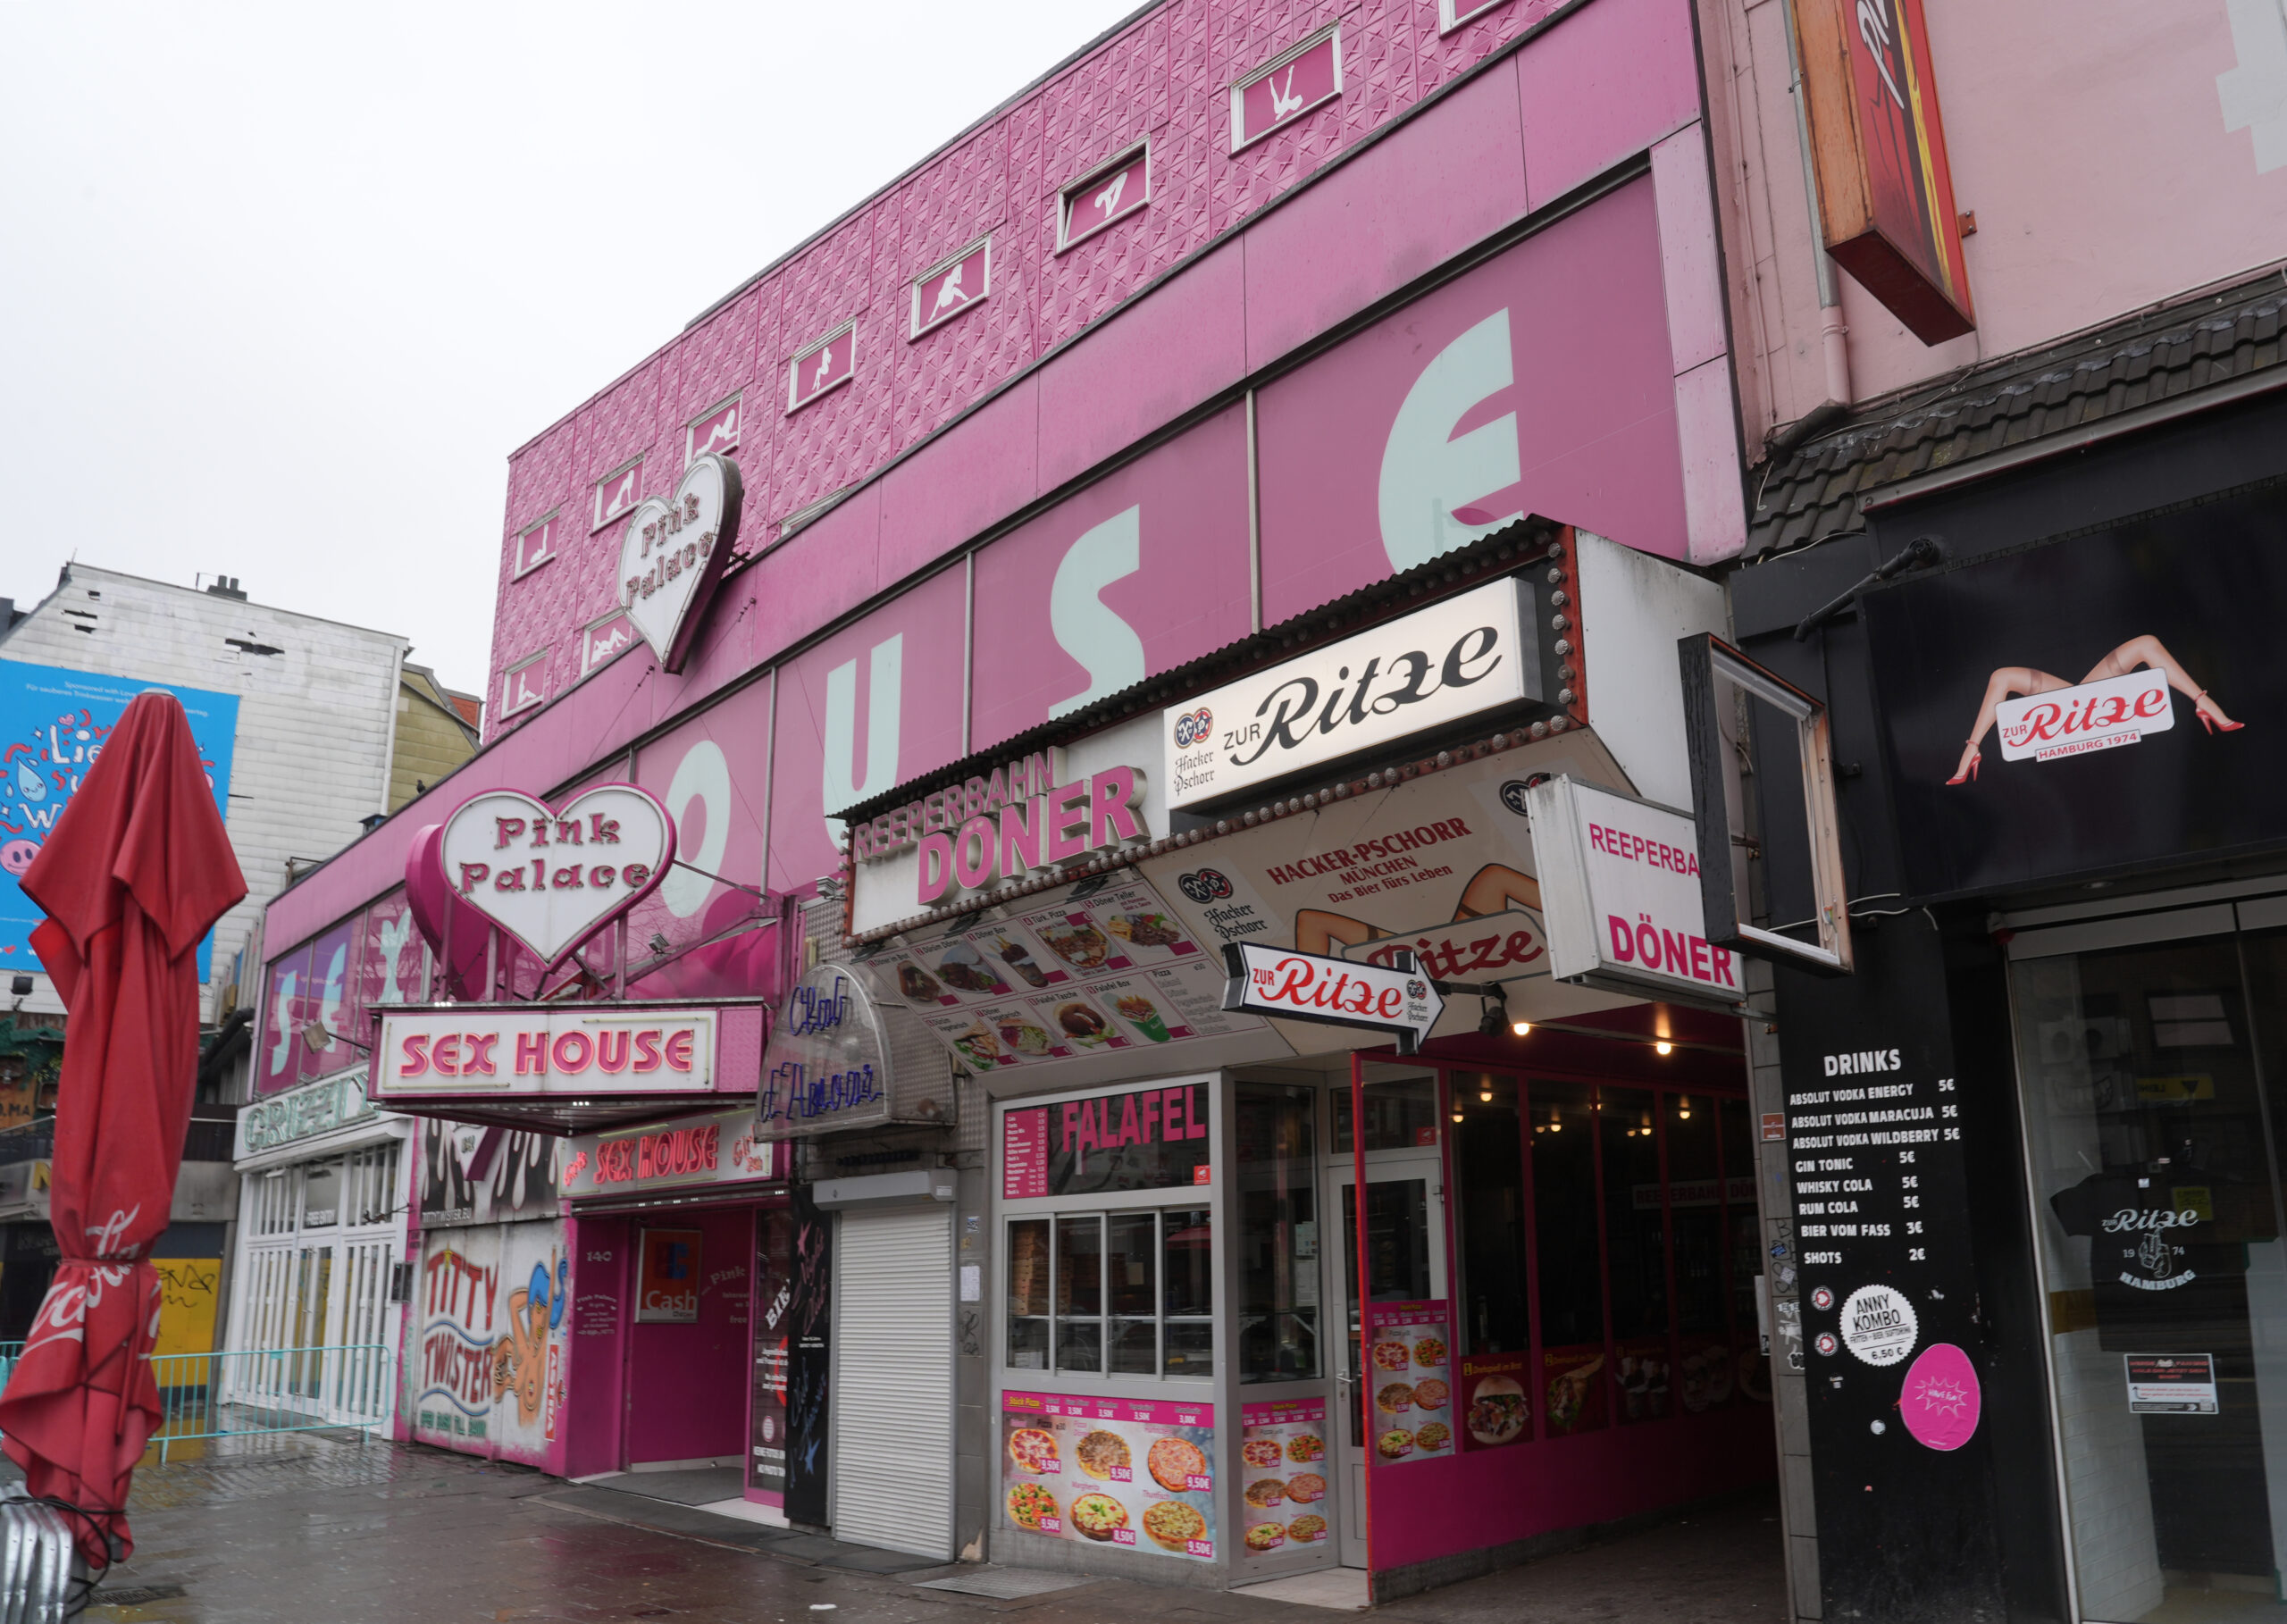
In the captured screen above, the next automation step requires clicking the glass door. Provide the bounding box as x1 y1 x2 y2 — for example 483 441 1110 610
1325 1067 1447 1569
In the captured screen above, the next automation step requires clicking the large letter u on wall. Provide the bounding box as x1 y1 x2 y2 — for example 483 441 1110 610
823 633 902 847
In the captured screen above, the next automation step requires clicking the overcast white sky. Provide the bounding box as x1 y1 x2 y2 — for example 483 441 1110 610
0 2 1144 699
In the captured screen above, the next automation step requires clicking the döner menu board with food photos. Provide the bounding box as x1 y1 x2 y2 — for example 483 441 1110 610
1365 1302 1454 1465
1238 1397 1330 1555
1456 1352 1529 1452
1001 1392 1217 1561
853 874 1267 1074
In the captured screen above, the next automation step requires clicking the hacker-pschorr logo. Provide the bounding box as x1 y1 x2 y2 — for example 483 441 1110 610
1177 868 1234 905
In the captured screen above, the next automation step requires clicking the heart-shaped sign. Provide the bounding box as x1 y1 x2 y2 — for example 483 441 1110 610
406 823 495 999
618 453 744 674
436 784 677 967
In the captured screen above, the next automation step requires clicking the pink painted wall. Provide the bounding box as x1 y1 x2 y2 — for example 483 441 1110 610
262 0 1730 984
484 0 1715 720
562 1217 632 1481
1710 0 2287 440
1256 175 1684 622
1371 1399 1773 1572
968 401 1252 753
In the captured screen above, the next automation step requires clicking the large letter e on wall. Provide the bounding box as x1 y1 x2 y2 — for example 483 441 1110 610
1378 309 1522 573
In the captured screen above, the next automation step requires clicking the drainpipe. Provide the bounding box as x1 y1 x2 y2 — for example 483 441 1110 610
1780 0 1853 415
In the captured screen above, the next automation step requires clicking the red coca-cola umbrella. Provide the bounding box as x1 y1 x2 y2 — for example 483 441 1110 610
0 691 245 1563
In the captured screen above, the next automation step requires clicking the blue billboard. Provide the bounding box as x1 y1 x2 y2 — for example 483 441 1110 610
0 659 241 981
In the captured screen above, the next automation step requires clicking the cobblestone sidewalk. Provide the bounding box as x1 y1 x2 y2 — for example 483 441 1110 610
74 1433 1784 1624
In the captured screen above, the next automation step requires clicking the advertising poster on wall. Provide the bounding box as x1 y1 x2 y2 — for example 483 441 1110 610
1456 1352 1529 1451
412 1224 568 1466
1238 1396 1329 1554
1001 1391 1218 1561
854 874 1265 1075
419 1119 561 1227
750 1208 794 1502
1542 1343 1608 1436
0 659 240 979
636 1228 702 1323
785 1184 833 1527
1615 1335 1672 1423
1365 1302 1453 1464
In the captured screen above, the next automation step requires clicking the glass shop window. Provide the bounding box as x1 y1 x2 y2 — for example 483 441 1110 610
1006 1208 1213 1379
1453 1073 1527 1355
1600 1085 1671 1423
1531 1080 1604 1347
1721 1097 1762 1350
1666 1092 1736 1412
1332 1071 1439 1152
1236 1084 1320 1382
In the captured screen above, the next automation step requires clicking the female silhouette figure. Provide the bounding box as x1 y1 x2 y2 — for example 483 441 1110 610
1948 633 2241 784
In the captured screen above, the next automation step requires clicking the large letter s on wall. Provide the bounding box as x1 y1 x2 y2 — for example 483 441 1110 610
823 634 902 848
1378 309 1522 573
1049 506 1147 719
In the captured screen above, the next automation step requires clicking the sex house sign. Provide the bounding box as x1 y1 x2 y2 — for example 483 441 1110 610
1773 917 2004 1620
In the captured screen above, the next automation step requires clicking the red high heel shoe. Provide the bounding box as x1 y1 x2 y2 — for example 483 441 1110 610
2196 691 2244 732
1947 747 1981 785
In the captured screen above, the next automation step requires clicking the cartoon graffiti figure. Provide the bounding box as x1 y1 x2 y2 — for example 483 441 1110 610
0 839 37 878
8 757 45 804
493 1255 568 1427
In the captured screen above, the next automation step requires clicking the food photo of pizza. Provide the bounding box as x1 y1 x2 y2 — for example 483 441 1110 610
1147 1436 1207 1492
1241 1438 1285 1469
1244 1522 1286 1552
1286 1472 1326 1503
1372 1341 1412 1372
1069 1493 1130 1542
1144 1499 1207 1553
1412 1378 1450 1410
1377 1428 1415 1460
1376 1382 1416 1413
1076 1430 1132 1479
1416 1420 1453 1452
1413 1335 1447 1368
1243 1478 1287 1508
1007 1427 1060 1474
1286 1433 1324 1462
1006 1482 1058 1530
1288 1514 1328 1543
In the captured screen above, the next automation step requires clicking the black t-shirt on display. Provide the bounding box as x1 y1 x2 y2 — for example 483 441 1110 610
2050 1168 2260 1346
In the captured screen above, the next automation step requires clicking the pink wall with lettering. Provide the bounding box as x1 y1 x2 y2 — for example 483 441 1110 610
1256 177 1682 624
968 402 1252 754
768 566 969 895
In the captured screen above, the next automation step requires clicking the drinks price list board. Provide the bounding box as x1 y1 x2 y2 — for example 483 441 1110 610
1772 924 2002 1619
1001 1391 1218 1562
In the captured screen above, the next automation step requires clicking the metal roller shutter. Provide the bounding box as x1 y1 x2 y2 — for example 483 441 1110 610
831 1205 954 1559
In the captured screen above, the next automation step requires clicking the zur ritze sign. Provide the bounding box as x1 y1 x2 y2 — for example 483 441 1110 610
1527 775 1743 1009
1220 941 1445 1052
1163 578 1536 811
373 1007 719 1097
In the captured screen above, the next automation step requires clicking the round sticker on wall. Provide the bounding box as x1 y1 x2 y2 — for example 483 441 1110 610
1811 1286 1835 1311
1898 1343 1981 1452
1839 1285 1920 1367
1814 1333 1839 1357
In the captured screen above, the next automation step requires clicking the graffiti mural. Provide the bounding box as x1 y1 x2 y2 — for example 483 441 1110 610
418 1118 560 1227
413 1220 568 1466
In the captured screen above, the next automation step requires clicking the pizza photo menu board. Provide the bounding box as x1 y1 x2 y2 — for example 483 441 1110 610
1365 1302 1453 1465
1001 1391 1218 1561
1238 1396 1330 1556
851 874 1266 1075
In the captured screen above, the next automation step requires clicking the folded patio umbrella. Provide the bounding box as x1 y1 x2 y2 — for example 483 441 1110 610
0 691 245 1563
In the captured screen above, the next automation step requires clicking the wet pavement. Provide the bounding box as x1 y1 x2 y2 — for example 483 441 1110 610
72 1432 1787 1623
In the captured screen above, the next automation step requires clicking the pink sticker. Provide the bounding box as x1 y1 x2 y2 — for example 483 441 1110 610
1899 1342 1981 1452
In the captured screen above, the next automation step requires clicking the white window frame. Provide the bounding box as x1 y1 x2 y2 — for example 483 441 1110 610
1438 0 1513 34
787 320 858 414
1228 24 1344 155
909 234 993 340
1056 140 1151 254
498 649 550 721
509 511 561 582
591 457 643 532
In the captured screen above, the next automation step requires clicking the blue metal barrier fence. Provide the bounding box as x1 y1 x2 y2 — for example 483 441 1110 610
0 1343 395 1463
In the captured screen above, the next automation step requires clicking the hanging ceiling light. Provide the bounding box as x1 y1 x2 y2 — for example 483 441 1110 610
1511 1017 1532 1036
1479 1078 1495 1103
1655 1041 1674 1056
1678 1096 1692 1118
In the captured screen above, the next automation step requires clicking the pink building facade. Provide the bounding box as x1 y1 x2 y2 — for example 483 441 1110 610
242 0 1838 1600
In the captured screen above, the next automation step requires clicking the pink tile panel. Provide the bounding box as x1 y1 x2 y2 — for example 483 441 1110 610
893 126 1034 449
1420 0 1562 99
878 373 1041 586
668 283 766 458
772 202 892 528
576 354 668 489
1518 0 1701 212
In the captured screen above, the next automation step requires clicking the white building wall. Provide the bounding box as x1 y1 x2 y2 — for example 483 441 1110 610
2 565 407 1027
